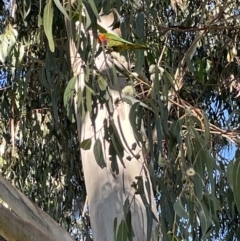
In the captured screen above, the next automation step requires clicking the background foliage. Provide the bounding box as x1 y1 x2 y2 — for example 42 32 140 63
1 0 240 240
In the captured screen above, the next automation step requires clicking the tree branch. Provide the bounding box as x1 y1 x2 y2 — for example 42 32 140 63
0 175 74 241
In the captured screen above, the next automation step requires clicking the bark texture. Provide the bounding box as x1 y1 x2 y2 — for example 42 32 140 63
65 7 159 241
0 175 74 241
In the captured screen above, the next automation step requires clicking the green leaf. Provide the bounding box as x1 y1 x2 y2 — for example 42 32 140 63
116 115 139 160
155 178 172 200
93 139 106 168
197 199 212 238
53 0 70 20
109 144 119 175
188 194 195 227
80 138 92 150
22 0 32 19
81 2 93 30
109 119 125 166
102 0 111 13
129 102 143 145
227 159 234 190
185 133 192 160
233 158 240 212
123 198 134 241
169 119 183 140
123 198 130 219
86 87 92 113
77 87 83 110
117 220 128 241
202 112 210 142
64 77 77 99
146 114 154 158
64 76 77 121
134 49 145 74
149 100 164 152
146 206 153 241
204 194 221 233
18 43 25 63
43 0 55 52
38 13 43 27
158 99 168 138
174 199 189 219
39 67 50 89
193 141 204 201
111 63 122 93
114 217 118 241
135 13 144 38
189 116 202 130
97 76 108 91
236 225 240 240
87 0 100 21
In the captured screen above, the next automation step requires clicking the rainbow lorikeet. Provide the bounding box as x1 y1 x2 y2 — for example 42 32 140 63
98 32 148 52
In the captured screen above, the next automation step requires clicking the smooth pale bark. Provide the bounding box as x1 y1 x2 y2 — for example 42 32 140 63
0 203 56 241
77 91 158 241
0 175 74 241
66 8 159 241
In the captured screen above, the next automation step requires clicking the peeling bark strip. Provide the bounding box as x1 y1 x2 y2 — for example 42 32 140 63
64 3 158 241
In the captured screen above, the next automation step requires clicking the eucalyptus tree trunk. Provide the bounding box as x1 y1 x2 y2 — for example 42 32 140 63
65 8 158 241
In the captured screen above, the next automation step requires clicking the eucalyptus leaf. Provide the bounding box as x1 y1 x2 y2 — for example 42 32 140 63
197 199 212 238
114 217 118 241
64 76 77 121
53 0 70 20
134 49 145 73
109 119 125 166
39 67 51 89
174 199 189 219
93 139 106 168
86 0 100 21
43 0 55 52
233 158 240 213
86 87 92 114
117 220 128 241
129 102 143 145
202 112 210 142
80 138 92 150
135 13 144 38
193 141 204 201
227 159 234 190
97 76 108 91
146 206 153 241
169 119 183 140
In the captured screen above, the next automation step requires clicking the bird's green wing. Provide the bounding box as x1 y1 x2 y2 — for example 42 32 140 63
104 33 142 46
104 33 134 45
